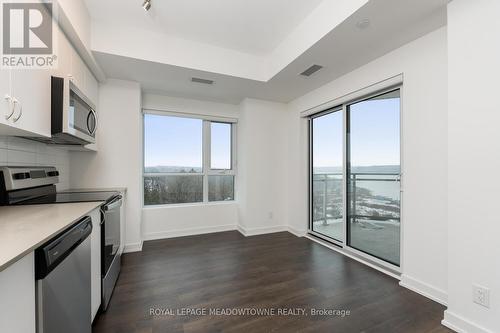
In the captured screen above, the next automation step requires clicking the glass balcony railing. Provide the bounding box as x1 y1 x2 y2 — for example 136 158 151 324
312 172 401 265
312 172 401 225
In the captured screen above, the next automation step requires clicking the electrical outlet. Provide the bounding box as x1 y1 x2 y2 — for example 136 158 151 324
473 285 490 308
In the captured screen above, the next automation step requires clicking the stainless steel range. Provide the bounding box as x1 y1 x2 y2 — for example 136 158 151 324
0 166 122 314
100 194 122 311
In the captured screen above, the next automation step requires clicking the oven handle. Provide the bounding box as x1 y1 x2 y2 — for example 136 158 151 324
102 195 123 212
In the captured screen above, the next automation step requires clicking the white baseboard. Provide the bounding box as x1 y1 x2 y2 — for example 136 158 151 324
237 225 288 237
123 241 143 253
236 225 246 236
142 224 237 241
442 310 493 333
399 274 447 306
142 224 298 242
287 226 307 237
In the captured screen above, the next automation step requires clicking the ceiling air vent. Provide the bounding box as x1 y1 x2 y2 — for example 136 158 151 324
191 77 214 85
299 64 323 77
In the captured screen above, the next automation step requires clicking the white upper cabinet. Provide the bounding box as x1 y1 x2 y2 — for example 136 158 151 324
53 25 72 79
71 48 98 106
84 65 99 106
70 46 85 90
0 68 12 130
9 68 52 137
55 25 98 106
0 17 99 138
0 64 52 137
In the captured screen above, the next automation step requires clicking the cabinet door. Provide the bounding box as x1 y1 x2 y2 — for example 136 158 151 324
0 253 36 333
53 25 71 78
0 67 12 128
89 207 102 321
10 68 51 137
70 47 85 89
84 66 99 107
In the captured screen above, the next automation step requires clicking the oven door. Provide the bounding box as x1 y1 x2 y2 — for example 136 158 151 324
100 195 122 310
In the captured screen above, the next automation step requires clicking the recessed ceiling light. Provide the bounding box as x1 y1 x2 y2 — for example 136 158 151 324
142 0 151 11
356 19 370 30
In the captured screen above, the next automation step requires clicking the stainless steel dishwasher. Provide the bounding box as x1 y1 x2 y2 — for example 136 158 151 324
35 216 93 333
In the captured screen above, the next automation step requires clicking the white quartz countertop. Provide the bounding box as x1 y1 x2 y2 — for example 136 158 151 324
0 202 103 272
61 187 127 193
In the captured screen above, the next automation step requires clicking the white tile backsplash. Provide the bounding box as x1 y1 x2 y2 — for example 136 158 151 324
0 136 70 190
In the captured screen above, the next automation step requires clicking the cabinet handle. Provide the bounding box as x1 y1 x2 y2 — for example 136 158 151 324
4 94 14 120
12 98 22 122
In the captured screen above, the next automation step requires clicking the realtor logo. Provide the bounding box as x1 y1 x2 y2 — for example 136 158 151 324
1 1 57 68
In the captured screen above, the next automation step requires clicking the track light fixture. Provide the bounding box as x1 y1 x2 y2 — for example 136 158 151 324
142 0 151 11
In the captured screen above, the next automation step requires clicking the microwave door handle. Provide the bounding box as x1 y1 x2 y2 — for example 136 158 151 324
87 109 98 135
92 109 98 135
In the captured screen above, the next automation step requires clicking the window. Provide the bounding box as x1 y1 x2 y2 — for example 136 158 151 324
210 122 232 170
308 88 401 268
143 113 236 205
310 109 344 242
346 90 401 266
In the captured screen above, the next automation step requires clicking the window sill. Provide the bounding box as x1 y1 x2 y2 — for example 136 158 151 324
142 201 236 210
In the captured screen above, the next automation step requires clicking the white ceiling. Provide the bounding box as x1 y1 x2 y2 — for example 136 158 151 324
91 0 448 104
84 0 324 55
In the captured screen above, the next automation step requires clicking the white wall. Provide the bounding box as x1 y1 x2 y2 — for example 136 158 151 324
0 137 70 190
70 79 143 251
287 27 448 303
142 94 240 240
237 98 289 235
444 1 500 332
71 88 286 245
141 95 290 238
142 203 238 240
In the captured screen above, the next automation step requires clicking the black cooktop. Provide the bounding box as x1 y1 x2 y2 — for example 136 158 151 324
14 191 119 205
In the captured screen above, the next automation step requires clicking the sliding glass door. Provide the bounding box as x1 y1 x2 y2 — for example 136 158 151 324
309 88 401 267
310 108 344 242
346 90 401 266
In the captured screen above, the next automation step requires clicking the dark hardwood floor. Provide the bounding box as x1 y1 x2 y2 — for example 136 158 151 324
93 231 451 333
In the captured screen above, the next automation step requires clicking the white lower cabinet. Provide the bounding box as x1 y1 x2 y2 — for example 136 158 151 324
89 207 102 321
0 253 36 333
0 208 102 333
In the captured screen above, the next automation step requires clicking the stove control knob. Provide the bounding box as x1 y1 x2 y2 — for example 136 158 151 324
13 172 30 180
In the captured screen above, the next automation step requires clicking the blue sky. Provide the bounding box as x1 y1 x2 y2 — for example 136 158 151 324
313 95 400 167
145 95 399 169
210 122 231 169
144 115 231 168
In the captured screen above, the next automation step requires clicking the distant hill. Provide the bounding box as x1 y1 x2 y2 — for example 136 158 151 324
145 166 202 173
314 165 400 174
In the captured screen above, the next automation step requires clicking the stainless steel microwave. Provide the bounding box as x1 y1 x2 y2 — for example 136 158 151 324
48 76 97 145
